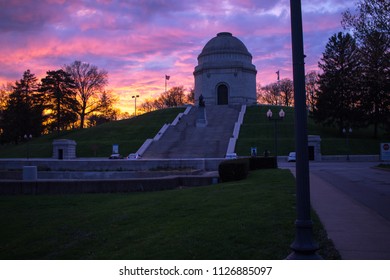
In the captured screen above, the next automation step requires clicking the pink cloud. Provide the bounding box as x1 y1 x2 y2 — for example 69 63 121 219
0 0 356 114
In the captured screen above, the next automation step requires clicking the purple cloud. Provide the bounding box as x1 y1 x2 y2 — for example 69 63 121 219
0 0 356 113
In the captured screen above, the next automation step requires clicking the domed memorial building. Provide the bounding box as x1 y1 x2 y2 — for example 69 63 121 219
194 32 257 106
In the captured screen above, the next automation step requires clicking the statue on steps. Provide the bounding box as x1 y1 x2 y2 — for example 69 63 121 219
199 94 205 107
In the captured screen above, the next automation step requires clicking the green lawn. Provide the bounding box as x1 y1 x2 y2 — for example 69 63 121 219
0 169 339 260
236 105 389 156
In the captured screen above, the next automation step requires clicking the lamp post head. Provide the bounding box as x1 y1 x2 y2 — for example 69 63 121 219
343 127 352 134
266 109 273 119
279 109 285 119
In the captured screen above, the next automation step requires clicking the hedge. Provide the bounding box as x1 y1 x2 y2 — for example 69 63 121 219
249 156 278 170
218 158 249 182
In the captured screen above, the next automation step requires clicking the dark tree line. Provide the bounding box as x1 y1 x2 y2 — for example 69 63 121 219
258 0 389 138
0 61 117 144
313 0 390 137
256 1 389 137
139 86 194 114
257 78 295 106
1 70 46 143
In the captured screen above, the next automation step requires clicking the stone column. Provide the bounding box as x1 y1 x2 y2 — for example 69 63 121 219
308 135 322 161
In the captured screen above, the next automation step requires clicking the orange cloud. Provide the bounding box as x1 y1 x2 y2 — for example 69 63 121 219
0 0 355 115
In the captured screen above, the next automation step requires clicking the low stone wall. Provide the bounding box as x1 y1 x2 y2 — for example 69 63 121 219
0 170 202 180
0 158 224 172
0 175 218 195
321 155 380 162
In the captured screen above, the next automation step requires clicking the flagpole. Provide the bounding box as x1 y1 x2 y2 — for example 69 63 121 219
165 75 170 93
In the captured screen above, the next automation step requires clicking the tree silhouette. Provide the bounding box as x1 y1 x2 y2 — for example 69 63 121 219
313 32 363 133
40 69 79 132
1 70 45 143
65 61 108 129
343 0 390 137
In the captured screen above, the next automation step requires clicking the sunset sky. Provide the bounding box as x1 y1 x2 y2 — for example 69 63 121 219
0 0 357 114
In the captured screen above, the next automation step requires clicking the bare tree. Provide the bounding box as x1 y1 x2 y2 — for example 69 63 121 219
305 71 319 112
159 86 186 107
186 88 195 104
278 78 294 106
342 0 390 39
65 61 108 128
138 86 192 115
258 83 280 105
139 98 157 113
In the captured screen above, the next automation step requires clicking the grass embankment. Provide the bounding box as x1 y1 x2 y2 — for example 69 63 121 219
236 105 389 156
1 105 388 158
0 169 339 260
0 107 184 158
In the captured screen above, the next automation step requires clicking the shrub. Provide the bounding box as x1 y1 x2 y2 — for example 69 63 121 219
218 158 249 182
249 156 278 170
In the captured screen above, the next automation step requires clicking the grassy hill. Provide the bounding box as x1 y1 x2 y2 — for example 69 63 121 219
0 107 185 158
235 105 389 156
0 105 388 158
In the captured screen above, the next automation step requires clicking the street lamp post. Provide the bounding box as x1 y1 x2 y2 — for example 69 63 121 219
343 127 352 161
287 0 321 259
24 134 32 160
266 108 285 161
132 95 139 117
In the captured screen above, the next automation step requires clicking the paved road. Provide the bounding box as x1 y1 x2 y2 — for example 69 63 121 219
310 162 390 221
280 161 390 259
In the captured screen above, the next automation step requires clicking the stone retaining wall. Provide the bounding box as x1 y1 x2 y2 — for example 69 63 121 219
0 158 224 171
0 175 217 195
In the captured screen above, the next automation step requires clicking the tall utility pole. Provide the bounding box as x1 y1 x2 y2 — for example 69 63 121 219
286 0 321 259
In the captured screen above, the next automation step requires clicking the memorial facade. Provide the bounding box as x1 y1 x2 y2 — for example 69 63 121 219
193 32 257 106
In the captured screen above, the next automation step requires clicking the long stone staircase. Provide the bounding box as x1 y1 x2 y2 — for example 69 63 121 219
142 105 240 158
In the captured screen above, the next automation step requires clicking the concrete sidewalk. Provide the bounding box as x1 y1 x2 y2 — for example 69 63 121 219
309 172 390 259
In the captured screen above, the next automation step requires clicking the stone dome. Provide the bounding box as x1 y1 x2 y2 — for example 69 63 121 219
198 32 252 61
194 32 257 106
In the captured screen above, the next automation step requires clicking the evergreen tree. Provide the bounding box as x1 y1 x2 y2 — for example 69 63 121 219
313 32 363 132
343 0 390 137
1 70 45 143
40 69 79 132
359 31 390 137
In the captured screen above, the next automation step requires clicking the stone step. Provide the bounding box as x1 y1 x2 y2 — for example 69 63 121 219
142 105 239 158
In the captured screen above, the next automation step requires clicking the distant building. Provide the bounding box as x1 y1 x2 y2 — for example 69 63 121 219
194 32 257 106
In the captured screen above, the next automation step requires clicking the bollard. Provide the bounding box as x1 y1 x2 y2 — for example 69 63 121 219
23 166 37 180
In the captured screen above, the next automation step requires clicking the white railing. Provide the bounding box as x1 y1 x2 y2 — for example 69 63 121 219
226 104 246 155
